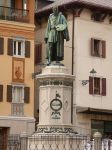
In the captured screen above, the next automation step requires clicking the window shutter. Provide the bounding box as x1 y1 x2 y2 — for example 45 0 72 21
0 85 3 102
35 44 42 64
8 39 13 56
89 77 93 94
7 85 12 102
24 87 30 103
102 78 106 96
102 40 106 58
91 38 94 56
25 41 30 58
0 38 4 55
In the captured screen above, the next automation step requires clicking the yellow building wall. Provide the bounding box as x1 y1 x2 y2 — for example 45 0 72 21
0 21 35 117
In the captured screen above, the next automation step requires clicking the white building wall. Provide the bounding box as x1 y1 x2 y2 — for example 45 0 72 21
74 15 112 110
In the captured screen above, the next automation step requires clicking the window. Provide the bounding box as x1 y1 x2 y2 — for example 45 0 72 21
91 120 104 135
93 39 101 56
23 0 27 10
12 86 24 103
10 0 15 8
12 85 24 116
23 0 27 16
91 38 106 58
91 120 112 137
35 43 42 65
89 77 106 96
94 77 100 95
8 39 30 58
7 85 30 103
13 40 25 57
0 1 4 6
91 12 103 22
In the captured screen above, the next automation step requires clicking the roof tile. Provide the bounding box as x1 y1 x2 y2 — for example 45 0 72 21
37 0 112 14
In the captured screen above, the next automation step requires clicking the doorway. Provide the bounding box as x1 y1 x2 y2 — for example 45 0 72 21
0 127 9 150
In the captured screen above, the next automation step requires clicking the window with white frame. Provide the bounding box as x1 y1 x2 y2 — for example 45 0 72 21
13 40 25 57
12 86 24 103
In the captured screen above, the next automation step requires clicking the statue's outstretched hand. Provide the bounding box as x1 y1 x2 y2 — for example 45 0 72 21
55 26 60 31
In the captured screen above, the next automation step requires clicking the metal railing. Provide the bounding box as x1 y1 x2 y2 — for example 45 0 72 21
0 6 29 23
0 134 112 150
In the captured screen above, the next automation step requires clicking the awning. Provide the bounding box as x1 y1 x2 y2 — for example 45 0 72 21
76 107 112 115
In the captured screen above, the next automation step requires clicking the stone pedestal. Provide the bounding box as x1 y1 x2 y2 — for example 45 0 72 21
35 65 75 135
27 65 79 150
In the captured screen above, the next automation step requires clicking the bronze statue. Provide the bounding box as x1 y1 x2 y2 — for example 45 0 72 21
45 6 70 65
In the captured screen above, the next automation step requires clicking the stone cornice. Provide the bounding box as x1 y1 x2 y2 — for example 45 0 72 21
36 73 75 80
0 116 35 122
0 20 35 31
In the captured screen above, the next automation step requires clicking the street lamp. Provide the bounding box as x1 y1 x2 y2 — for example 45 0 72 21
81 68 97 86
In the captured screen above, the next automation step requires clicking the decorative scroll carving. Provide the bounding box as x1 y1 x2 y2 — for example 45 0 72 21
36 127 78 134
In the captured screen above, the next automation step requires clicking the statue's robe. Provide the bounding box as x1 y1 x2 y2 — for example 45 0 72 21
45 12 69 61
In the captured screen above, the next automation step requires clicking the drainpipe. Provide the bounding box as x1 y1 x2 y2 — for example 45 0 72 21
71 10 75 124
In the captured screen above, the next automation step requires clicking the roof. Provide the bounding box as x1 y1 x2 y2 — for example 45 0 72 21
37 0 112 14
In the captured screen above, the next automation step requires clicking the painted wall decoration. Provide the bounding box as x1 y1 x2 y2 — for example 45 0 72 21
12 58 25 83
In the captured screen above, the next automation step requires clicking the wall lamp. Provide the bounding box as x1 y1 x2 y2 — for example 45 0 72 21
81 68 97 86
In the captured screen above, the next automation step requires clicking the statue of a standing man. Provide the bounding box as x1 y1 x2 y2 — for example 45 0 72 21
45 6 70 65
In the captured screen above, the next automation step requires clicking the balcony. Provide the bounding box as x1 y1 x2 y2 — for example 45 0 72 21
0 6 29 23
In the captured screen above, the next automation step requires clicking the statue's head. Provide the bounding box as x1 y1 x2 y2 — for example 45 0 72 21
53 6 58 16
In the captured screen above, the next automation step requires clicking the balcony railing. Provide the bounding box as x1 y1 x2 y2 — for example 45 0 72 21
0 6 29 23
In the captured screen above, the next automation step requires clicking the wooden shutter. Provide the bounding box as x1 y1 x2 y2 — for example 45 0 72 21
102 78 106 96
24 87 30 103
0 85 3 102
102 40 106 58
0 38 4 54
25 41 30 58
35 44 42 64
89 76 93 94
8 39 13 56
91 38 94 56
7 85 12 102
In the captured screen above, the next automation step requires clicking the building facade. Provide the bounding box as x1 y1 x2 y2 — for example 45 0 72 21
0 0 35 144
35 0 112 137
